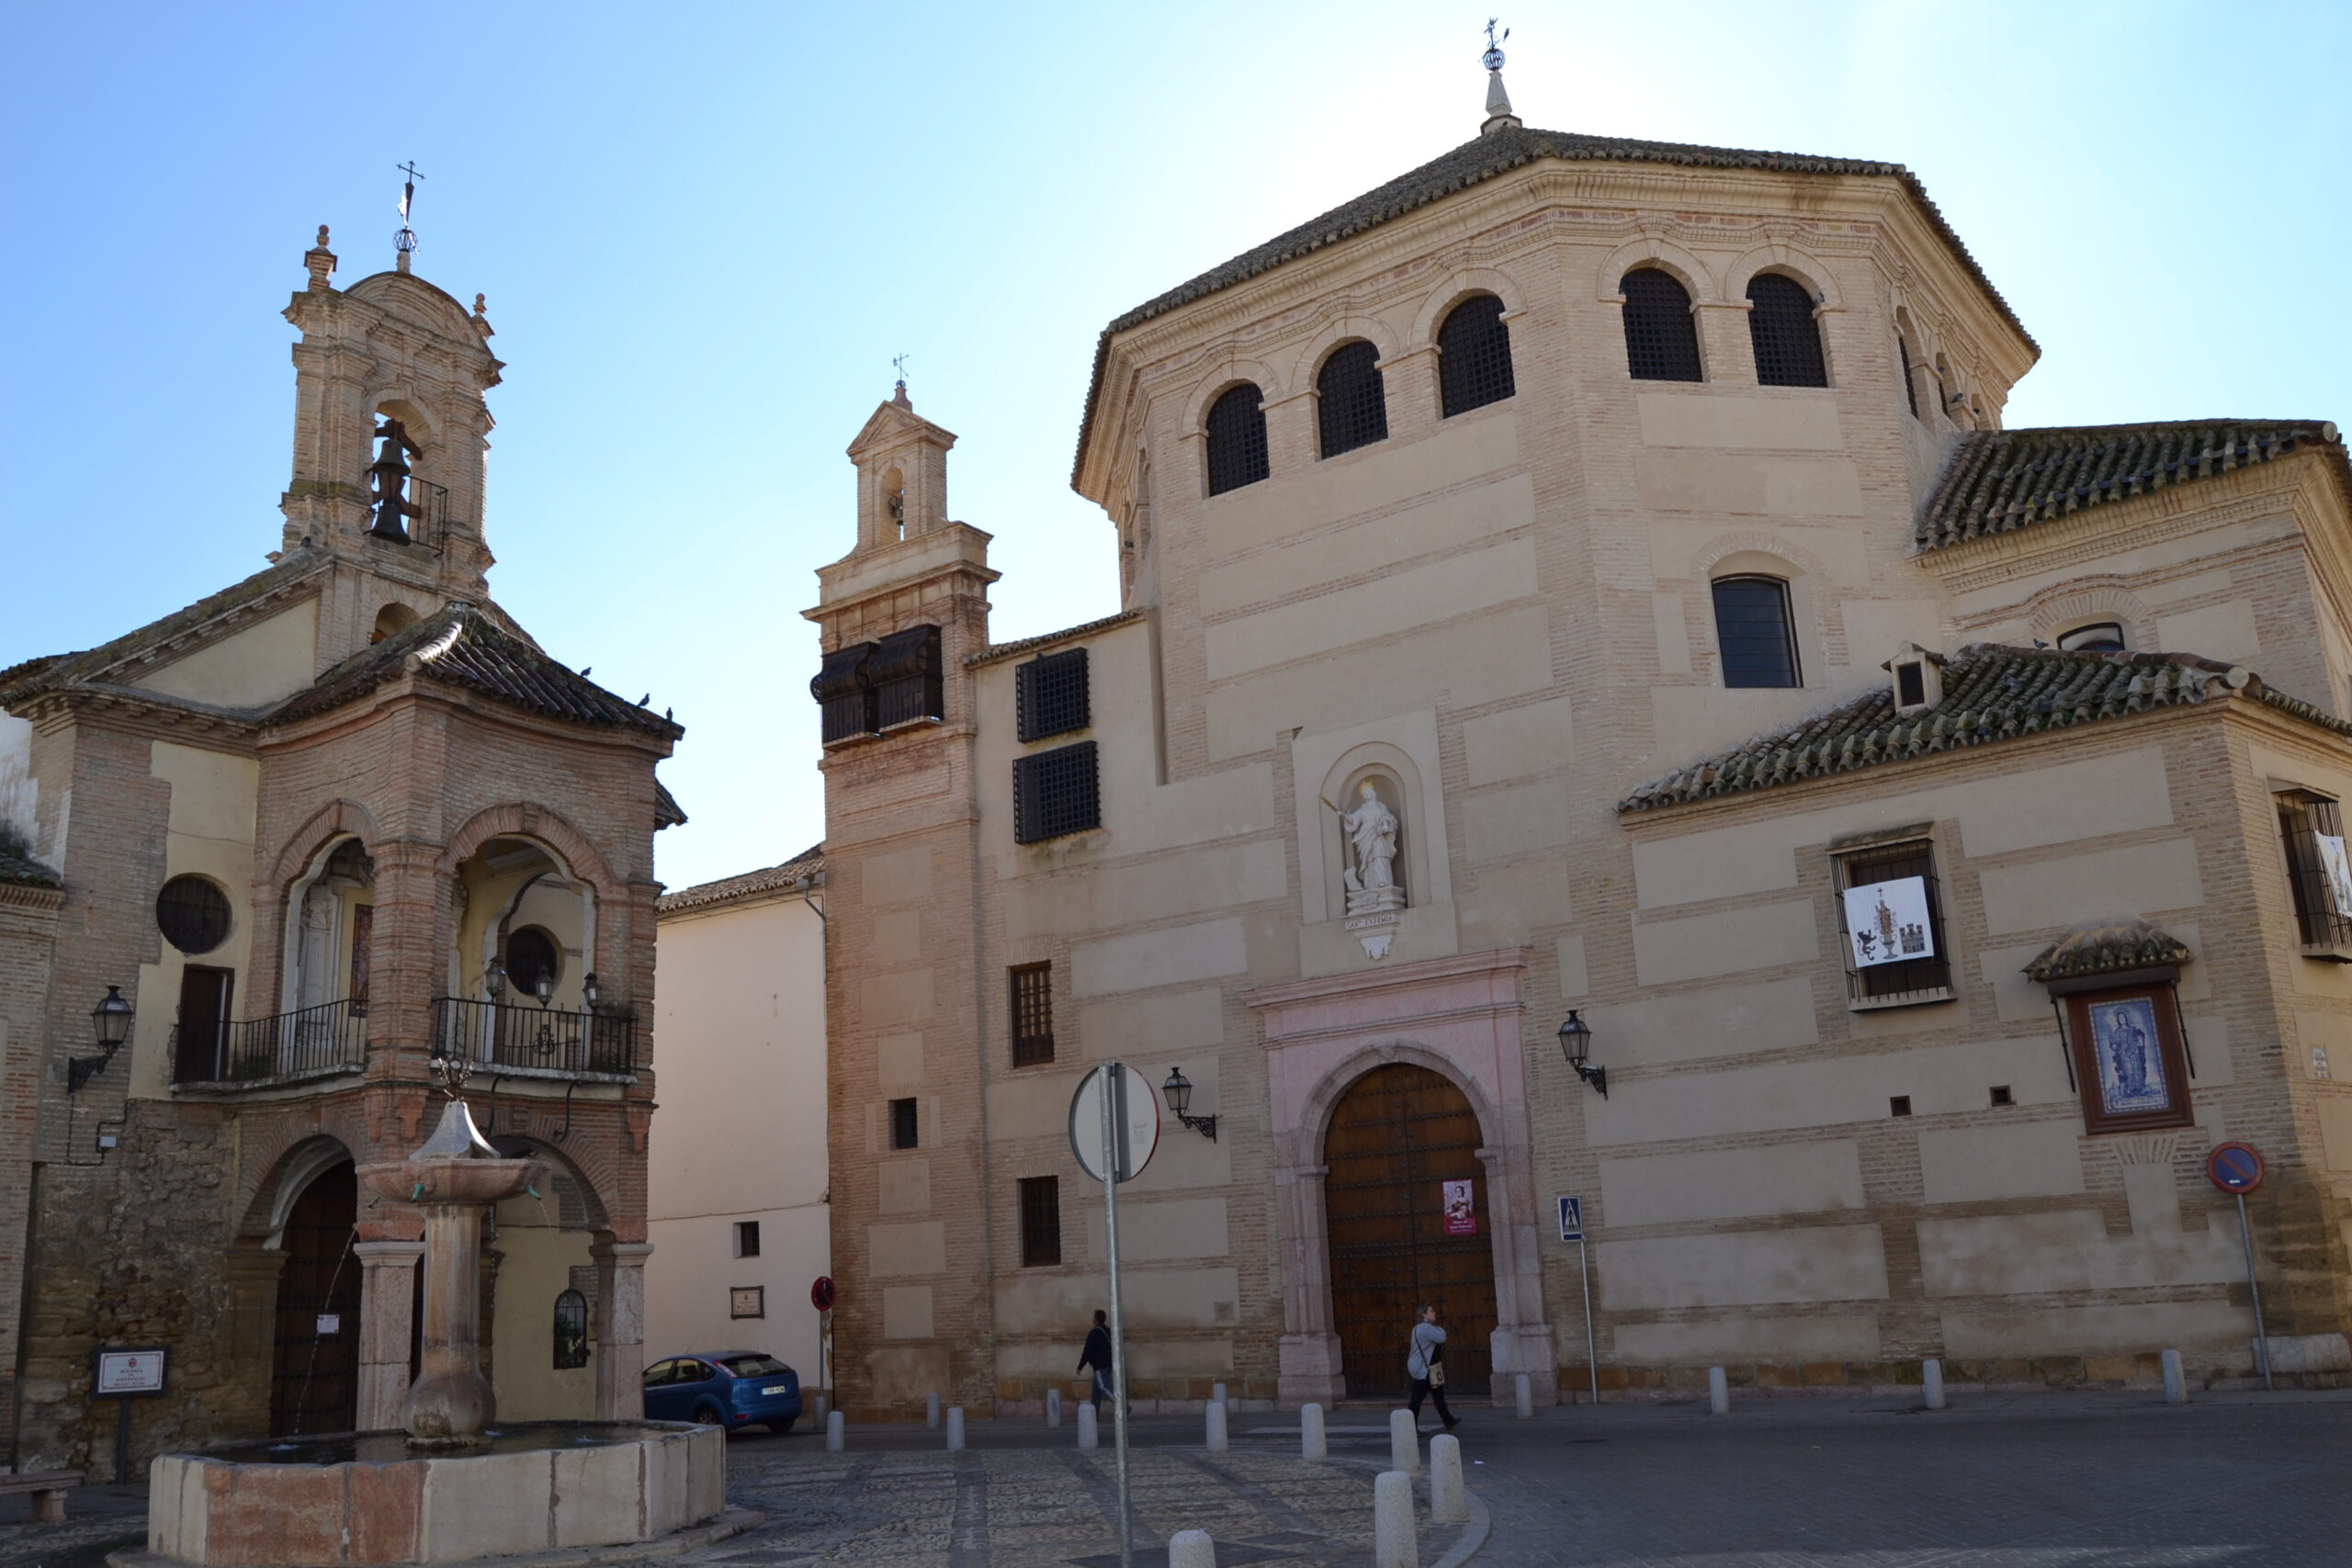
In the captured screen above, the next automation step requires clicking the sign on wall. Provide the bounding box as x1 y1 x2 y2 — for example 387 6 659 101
729 1287 765 1320
2318 833 2352 917
1442 1179 1477 1236
1841 876 1934 968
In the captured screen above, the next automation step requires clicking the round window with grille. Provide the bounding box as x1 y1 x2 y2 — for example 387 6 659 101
156 874 232 954
506 926 560 998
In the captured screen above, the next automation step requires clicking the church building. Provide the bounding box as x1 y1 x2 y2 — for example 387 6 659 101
1 230 680 1472
808 62 2352 1415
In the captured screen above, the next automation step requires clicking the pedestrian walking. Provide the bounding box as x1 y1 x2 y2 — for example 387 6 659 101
1407 1303 1459 1433
1079 1308 1115 1415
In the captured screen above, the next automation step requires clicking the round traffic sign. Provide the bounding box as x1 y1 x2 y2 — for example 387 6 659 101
810 1276 836 1312
2206 1142 2265 1195
1068 1063 1159 1184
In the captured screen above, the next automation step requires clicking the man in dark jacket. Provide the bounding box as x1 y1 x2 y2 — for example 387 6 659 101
1078 1309 1114 1414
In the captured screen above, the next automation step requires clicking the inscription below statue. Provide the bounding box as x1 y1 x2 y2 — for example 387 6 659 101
1339 781 1406 919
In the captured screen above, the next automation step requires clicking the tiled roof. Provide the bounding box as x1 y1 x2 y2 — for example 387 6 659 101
1619 644 2351 814
0 552 323 705
655 781 688 830
1076 120 2030 485
276 604 685 739
2024 920 2193 985
0 837 62 889
1919 421 2346 552
657 843 824 914
966 611 1143 668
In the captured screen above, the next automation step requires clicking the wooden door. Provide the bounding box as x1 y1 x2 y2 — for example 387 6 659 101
1322 1064 1498 1400
173 965 233 1084
270 1160 361 1435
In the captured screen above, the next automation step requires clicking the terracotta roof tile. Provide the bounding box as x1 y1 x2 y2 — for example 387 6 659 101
657 844 824 914
2024 920 2193 984
966 611 1143 668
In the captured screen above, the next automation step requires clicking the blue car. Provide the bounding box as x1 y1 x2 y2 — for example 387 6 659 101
641 1351 802 1433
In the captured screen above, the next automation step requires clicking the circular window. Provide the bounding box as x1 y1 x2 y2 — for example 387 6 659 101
505 927 560 998
156 875 232 954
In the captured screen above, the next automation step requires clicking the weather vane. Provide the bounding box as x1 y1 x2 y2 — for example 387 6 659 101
395 160 425 255
892 352 910 389
1483 17 1508 72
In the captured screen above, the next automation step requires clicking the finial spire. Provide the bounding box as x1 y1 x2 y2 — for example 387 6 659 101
394 160 424 273
1480 18 1521 135
892 352 912 408
305 224 337 291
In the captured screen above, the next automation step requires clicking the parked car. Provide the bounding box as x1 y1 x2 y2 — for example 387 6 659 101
641 1351 802 1433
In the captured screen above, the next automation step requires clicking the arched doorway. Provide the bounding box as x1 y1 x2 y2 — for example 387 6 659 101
270 1159 362 1434
1322 1064 1498 1399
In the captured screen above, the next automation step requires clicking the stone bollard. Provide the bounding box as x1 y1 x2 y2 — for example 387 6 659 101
1374 1471 1419 1568
1429 1433 1466 1523
1047 1388 1062 1427
1078 1403 1099 1450
1301 1402 1327 1461
945 1407 965 1450
927 1393 940 1428
1514 1372 1532 1419
2163 1348 2188 1404
1205 1401 1228 1451
1922 1359 1946 1411
1708 1367 1729 1416
1212 1381 1227 1412
1389 1406 1421 1474
1170 1528 1217 1568
825 1410 845 1452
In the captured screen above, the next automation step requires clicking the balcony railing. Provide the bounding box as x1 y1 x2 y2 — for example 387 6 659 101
173 998 368 1087
431 998 637 1078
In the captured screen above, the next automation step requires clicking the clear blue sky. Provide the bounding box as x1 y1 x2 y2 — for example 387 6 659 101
5 2 2346 891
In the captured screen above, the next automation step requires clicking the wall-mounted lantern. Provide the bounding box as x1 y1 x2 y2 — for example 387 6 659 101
68 986 136 1094
1161 1066 1218 1142
1557 1010 1606 1099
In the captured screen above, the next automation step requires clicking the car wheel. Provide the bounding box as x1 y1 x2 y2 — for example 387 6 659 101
692 1403 724 1427
767 1418 796 1436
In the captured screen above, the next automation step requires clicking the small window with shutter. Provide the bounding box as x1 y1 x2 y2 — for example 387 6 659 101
1010 963 1055 1066
1017 649 1090 743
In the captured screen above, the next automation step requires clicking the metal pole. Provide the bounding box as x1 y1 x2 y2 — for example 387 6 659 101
1101 1066 1133 1568
2235 1192 2273 1391
1577 1236 1599 1405
116 1396 131 1484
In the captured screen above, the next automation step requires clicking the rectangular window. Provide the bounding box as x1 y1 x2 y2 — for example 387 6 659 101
1019 1176 1062 1268
1712 577 1801 688
2277 790 2352 958
2061 982 2196 1134
1010 963 1056 1066
1833 837 1954 1007
889 1097 920 1150
1013 741 1101 843
733 1220 761 1258
1016 649 1091 743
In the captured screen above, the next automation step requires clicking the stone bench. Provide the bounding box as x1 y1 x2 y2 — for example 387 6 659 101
1 1470 85 1524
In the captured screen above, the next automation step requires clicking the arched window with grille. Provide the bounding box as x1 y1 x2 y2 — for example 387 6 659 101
1204 383 1270 495
1745 274 1827 388
1437 295 1515 416
553 1288 588 1370
1712 576 1801 688
1620 268 1702 382
1317 342 1388 457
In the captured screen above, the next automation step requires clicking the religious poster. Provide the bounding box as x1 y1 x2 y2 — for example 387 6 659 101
348 904 374 1011
1442 1179 1477 1236
2089 995 2171 1116
2317 833 2352 918
1841 876 1934 968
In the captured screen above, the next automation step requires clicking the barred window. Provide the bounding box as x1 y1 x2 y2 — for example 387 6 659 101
1013 741 1100 844
812 641 877 744
1711 577 1800 688
553 1289 589 1371
889 1097 920 1150
156 874 232 954
1746 274 1826 388
1317 342 1389 457
1438 295 1515 417
1621 268 1702 382
1204 384 1270 495
733 1221 761 1258
1897 337 1920 418
870 624 944 731
1019 1176 1062 1268
2278 791 2352 956
1834 839 1955 1005
1010 963 1055 1066
1016 649 1090 743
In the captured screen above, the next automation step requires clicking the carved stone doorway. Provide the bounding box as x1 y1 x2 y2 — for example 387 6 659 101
270 1159 361 1435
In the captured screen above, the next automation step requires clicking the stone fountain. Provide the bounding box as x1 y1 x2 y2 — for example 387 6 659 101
125 1095 744 1568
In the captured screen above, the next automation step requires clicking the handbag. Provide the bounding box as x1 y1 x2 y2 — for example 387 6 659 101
1425 1340 1446 1387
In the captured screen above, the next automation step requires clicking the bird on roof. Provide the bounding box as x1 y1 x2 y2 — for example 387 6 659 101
639 694 650 705
580 666 592 677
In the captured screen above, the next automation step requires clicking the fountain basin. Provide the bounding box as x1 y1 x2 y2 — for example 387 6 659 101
134 1422 724 1566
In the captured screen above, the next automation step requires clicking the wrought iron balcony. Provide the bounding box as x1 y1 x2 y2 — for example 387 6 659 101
172 998 368 1089
431 998 637 1078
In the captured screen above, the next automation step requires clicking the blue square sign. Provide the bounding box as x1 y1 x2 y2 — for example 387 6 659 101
1558 1196 1584 1242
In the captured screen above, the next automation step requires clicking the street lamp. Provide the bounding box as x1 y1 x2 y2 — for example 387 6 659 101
1557 1010 1606 1099
68 986 136 1093
582 972 601 1010
1161 1066 1218 1142
484 958 507 1001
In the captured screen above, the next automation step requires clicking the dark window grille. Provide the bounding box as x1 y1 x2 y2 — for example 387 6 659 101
1019 1176 1062 1268
1438 296 1516 416
1712 577 1801 688
1621 268 1702 381
1746 273 1827 388
1317 341 1390 456
1204 384 1270 495
157 874 232 954
735 1220 761 1258
1013 741 1101 844
1898 337 1920 417
1016 649 1090 743
812 641 877 744
2278 792 2352 953
1835 839 1954 1003
506 927 560 997
889 1097 920 1150
869 624 944 730
1010 962 1055 1066
553 1289 589 1370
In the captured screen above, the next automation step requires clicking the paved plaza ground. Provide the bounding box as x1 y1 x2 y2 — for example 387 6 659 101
6 1389 2349 1568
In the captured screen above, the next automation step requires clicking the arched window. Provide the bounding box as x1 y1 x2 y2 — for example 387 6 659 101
1712 576 1801 688
1745 274 1827 388
553 1289 588 1370
1621 269 1702 381
1437 296 1515 416
2056 622 2127 653
1204 384 1270 495
505 926 560 1000
370 603 419 645
1896 337 1920 417
1317 342 1389 457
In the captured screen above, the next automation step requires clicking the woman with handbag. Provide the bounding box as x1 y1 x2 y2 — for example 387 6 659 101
1406 1303 1459 1432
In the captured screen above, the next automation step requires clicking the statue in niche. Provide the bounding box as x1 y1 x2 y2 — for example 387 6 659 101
1338 780 1406 919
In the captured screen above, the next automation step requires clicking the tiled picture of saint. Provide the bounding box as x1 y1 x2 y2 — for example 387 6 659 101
2090 996 2169 1114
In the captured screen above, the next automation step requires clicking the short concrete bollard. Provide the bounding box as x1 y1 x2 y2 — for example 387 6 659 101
1205 1401 1228 1451
1169 1528 1217 1568
1374 1470 1419 1568
1514 1372 1532 1419
1212 1381 1227 1412
927 1392 940 1428
945 1407 965 1450
1301 1402 1327 1461
825 1410 845 1452
1429 1433 1466 1523
1078 1403 1099 1450
1389 1406 1421 1474
1922 1358 1946 1411
2163 1348 2188 1404
1708 1366 1730 1416
1047 1388 1062 1427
